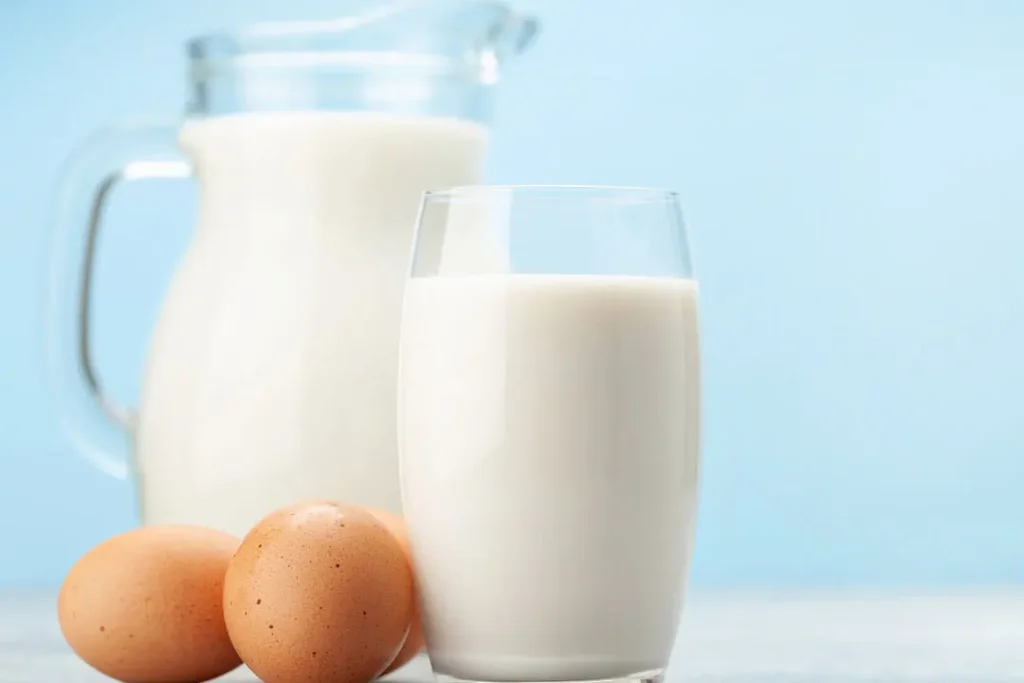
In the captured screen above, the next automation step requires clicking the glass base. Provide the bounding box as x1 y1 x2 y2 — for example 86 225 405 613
435 670 664 683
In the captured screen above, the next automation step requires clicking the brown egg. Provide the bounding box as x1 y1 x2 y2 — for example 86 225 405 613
366 508 426 675
223 501 414 683
58 526 241 683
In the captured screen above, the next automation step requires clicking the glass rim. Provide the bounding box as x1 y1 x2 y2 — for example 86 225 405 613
423 184 680 201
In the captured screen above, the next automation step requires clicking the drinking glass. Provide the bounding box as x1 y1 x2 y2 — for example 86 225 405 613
398 186 700 683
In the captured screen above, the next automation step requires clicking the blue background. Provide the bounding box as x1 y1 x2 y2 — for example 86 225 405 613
2 0 1023 588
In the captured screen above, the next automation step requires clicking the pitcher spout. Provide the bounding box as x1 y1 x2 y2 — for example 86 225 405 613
368 0 540 84
473 2 540 82
309 0 540 83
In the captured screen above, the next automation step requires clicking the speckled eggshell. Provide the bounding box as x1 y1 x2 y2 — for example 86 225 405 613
366 508 425 676
223 501 414 683
57 526 242 683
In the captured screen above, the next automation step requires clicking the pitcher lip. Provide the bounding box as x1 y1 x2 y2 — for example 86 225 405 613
187 29 455 72
188 11 409 56
187 0 538 73
187 0 426 51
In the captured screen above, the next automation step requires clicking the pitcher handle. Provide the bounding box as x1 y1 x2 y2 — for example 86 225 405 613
46 123 191 479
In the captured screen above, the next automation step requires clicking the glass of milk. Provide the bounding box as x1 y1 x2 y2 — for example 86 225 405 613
398 186 700 683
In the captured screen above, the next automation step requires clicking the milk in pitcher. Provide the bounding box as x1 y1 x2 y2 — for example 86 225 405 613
134 111 488 536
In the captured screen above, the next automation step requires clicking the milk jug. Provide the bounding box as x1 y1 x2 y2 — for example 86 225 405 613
46 1 538 537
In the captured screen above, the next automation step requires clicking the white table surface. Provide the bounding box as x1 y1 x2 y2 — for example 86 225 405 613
3 591 1024 682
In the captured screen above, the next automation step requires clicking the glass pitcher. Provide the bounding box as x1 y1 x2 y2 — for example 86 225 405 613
46 0 539 537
